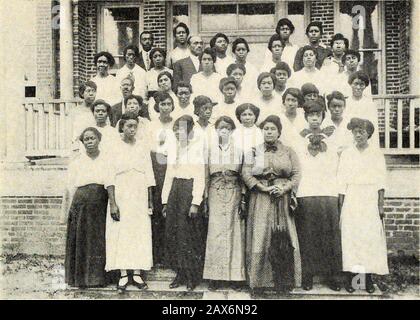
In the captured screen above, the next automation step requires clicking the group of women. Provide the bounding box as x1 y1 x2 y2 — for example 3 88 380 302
63 18 389 295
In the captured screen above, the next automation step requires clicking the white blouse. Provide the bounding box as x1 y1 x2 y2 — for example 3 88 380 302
91 75 121 106
162 135 206 206
279 109 307 147
288 68 327 96
112 139 156 188
148 118 177 155
337 144 387 195
145 67 173 93
190 72 223 103
67 151 115 189
255 93 283 125
295 131 339 197
115 64 148 99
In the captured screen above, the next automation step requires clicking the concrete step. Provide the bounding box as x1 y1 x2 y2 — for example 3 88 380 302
71 282 388 300
143 267 176 281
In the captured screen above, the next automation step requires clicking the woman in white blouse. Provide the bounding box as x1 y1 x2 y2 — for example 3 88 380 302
145 48 173 99
90 51 120 106
294 100 342 292
162 115 206 291
288 46 326 96
190 47 223 103
149 92 177 266
62 127 119 288
148 71 178 121
255 72 283 124
105 113 156 293
337 118 389 294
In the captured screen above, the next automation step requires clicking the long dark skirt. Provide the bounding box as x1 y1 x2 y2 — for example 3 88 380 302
65 184 108 287
151 151 167 265
295 196 342 279
164 178 205 284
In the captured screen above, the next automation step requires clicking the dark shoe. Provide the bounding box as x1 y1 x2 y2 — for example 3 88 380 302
117 275 129 293
302 276 313 291
186 280 196 291
208 280 219 291
231 282 243 291
344 283 356 293
132 274 148 290
366 280 375 293
169 273 185 289
328 280 341 292
344 273 356 293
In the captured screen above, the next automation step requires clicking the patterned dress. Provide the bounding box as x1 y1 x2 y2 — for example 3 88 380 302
203 140 246 281
242 140 302 289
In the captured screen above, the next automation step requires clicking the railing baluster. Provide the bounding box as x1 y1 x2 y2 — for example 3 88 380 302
397 99 403 149
38 103 45 152
384 99 390 149
59 102 66 150
409 98 415 150
48 103 55 150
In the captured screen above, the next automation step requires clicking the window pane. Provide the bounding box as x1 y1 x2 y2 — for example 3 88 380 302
200 4 237 32
287 1 306 47
103 7 140 68
238 3 275 30
338 1 379 49
173 4 189 26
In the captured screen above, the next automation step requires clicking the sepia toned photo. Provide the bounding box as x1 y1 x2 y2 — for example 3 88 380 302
0 0 418 301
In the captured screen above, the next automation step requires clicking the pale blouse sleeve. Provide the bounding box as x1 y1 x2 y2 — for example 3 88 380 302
103 157 116 188
145 152 156 188
241 149 260 190
375 149 387 190
285 146 301 193
161 164 174 205
191 163 206 206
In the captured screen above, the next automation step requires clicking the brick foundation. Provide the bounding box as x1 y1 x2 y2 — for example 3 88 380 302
1 195 418 257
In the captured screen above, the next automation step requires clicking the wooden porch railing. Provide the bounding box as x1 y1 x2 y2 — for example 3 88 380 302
21 95 420 158
373 94 420 155
22 99 80 158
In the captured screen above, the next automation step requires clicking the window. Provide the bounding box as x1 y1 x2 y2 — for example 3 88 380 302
200 2 276 32
287 1 307 47
173 4 189 26
336 1 383 94
99 5 142 70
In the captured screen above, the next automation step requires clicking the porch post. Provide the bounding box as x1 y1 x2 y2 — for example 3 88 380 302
0 0 26 162
410 0 420 95
59 0 74 99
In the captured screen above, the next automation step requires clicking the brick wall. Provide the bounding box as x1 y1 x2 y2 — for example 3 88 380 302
1 195 418 256
143 0 167 49
36 0 55 99
384 198 419 255
1 196 66 256
310 0 335 47
73 1 97 97
385 0 411 95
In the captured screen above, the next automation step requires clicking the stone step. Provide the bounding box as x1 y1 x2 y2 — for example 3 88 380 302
74 282 388 300
143 268 176 281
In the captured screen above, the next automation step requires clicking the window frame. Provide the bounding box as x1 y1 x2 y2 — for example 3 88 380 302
333 0 385 95
97 1 144 73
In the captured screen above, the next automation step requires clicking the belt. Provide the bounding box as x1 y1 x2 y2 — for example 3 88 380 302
210 170 239 179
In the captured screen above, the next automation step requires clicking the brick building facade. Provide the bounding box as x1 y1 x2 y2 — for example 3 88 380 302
1 0 418 257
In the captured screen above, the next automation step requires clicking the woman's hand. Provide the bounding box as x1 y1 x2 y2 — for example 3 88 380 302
189 204 199 219
110 203 120 221
270 185 286 198
162 205 167 218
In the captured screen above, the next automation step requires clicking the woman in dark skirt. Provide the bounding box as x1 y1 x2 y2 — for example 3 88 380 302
161 115 206 291
62 127 119 288
294 100 342 291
